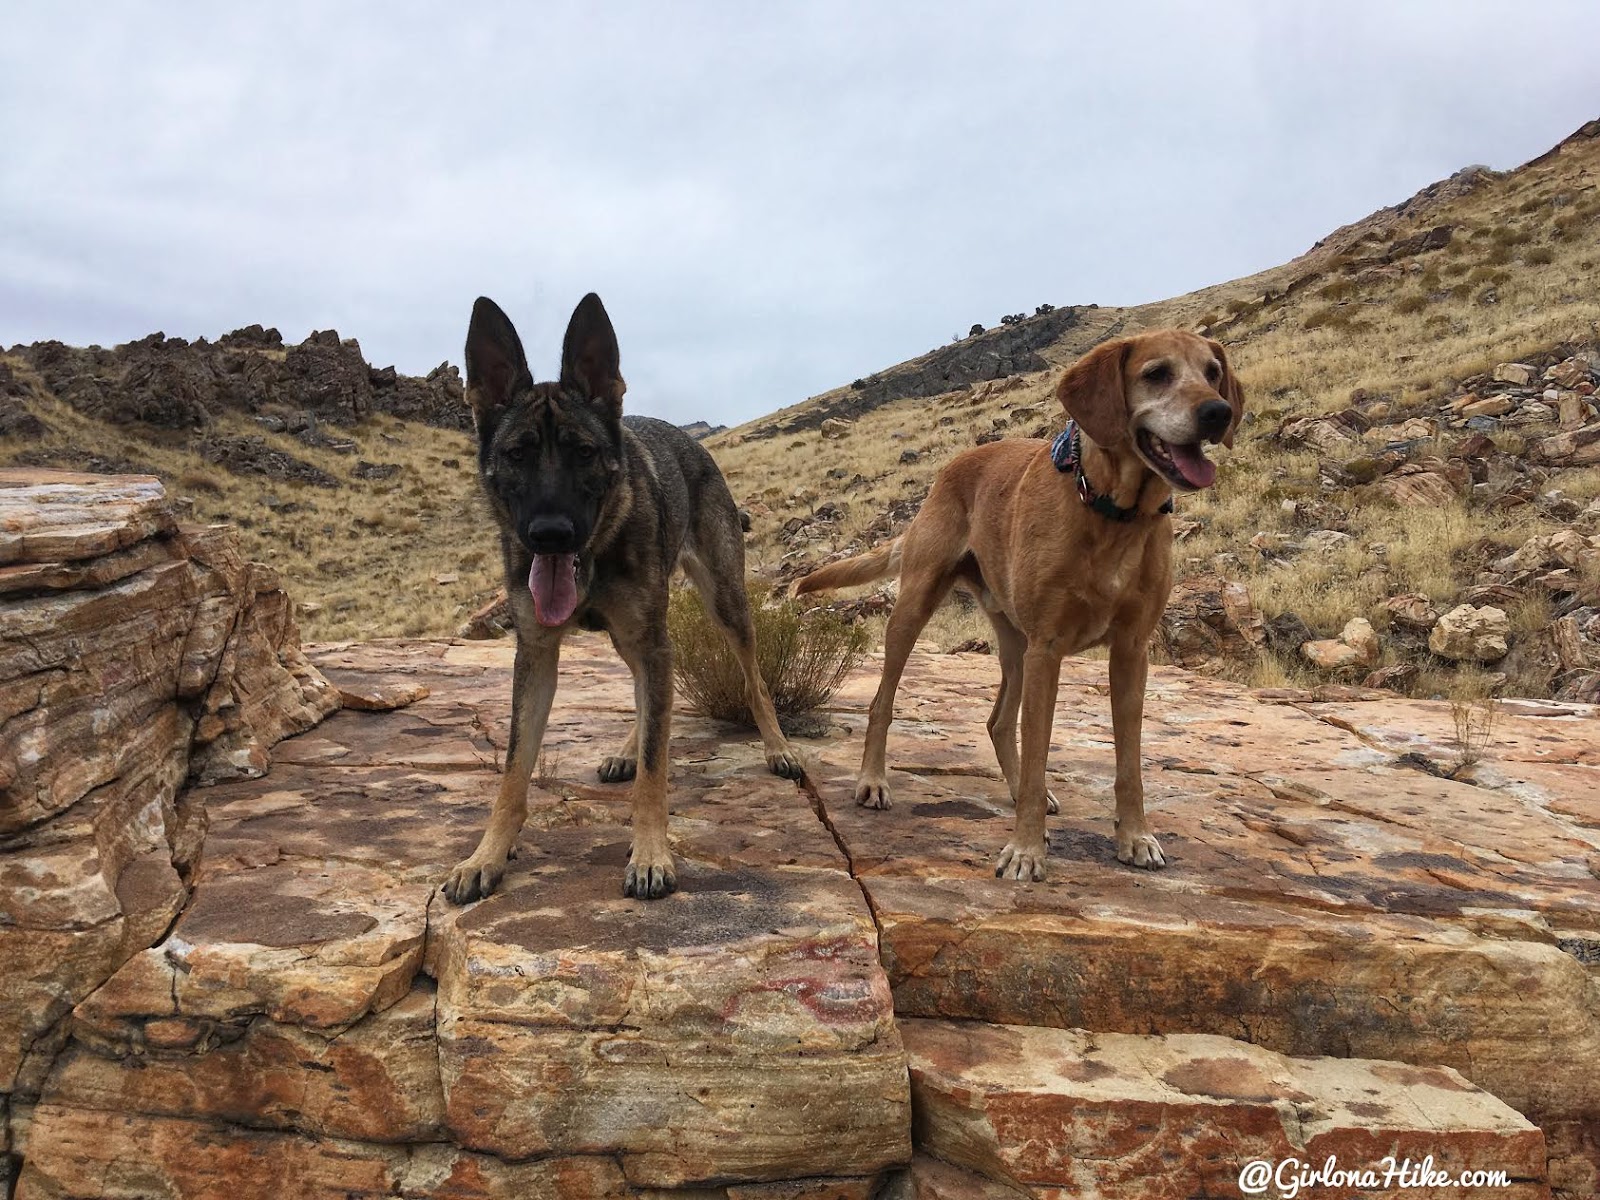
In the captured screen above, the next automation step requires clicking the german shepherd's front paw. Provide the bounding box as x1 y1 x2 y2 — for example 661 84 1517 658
623 846 677 900
994 838 1048 882
853 775 892 809
1116 829 1166 870
767 747 805 780
442 853 508 905
598 755 637 783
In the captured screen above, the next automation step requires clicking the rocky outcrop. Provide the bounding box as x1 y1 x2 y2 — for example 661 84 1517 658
15 639 910 1196
8 474 1600 1195
6 327 467 433
808 651 1600 1195
906 1020 1545 1198
745 306 1097 441
0 471 337 1151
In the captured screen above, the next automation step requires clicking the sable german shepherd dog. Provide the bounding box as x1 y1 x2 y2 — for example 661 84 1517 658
442 294 802 904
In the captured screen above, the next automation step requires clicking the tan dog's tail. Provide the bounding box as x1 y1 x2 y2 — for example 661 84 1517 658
795 539 902 595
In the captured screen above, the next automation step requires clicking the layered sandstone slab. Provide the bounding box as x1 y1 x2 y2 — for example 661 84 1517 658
21 639 910 1195
808 647 1600 1190
0 470 337 1100
903 1019 1547 1198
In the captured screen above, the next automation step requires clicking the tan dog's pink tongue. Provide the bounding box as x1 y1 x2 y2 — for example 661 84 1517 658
1167 443 1216 489
528 554 578 626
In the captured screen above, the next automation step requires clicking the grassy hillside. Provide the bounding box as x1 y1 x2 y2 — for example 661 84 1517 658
3 120 1597 697
711 119 1600 698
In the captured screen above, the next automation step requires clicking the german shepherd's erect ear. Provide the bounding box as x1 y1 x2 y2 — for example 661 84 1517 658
1205 337 1246 449
1055 337 1131 449
464 296 531 435
560 292 626 418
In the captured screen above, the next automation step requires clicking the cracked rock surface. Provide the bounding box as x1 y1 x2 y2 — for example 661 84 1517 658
6 471 1600 1197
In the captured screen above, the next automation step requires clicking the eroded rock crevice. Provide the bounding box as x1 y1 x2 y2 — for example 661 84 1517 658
7 471 1600 1196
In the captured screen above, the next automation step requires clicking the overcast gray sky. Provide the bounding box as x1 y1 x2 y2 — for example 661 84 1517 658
2 3 1593 427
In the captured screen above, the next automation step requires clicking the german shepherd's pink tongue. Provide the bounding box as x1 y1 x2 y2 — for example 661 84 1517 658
529 554 579 626
1167 442 1216 489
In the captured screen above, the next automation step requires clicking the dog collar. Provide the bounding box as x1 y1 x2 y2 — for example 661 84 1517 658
1050 421 1174 523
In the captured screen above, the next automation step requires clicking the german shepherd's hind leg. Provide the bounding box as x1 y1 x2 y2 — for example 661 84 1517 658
598 723 638 782
610 620 678 899
995 644 1061 882
1109 631 1164 869
444 632 561 904
678 553 806 780
984 609 1059 815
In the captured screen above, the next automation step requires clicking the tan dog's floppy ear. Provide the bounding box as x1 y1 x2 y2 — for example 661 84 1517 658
1055 337 1130 448
1206 338 1246 448
560 292 627 418
464 296 531 431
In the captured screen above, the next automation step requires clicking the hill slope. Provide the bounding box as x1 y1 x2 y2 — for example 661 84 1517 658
3 120 1597 695
713 118 1600 700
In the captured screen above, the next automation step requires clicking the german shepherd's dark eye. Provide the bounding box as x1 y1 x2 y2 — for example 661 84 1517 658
573 443 597 463
1141 363 1171 384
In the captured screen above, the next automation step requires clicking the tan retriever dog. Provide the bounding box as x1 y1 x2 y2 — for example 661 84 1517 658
796 331 1243 880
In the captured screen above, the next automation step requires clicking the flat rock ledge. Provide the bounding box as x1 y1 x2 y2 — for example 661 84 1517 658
4 473 1599 1197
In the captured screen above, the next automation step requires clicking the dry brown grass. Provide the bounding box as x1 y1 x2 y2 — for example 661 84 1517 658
0 366 500 641
668 585 869 730
707 125 1600 693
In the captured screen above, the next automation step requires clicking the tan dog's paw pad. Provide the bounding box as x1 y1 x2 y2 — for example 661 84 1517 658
1117 832 1166 870
442 855 507 905
623 850 677 900
994 840 1048 882
854 778 893 809
767 748 805 780
598 755 637 783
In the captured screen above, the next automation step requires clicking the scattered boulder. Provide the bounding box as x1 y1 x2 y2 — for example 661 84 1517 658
458 591 511 639
820 417 853 439
1342 616 1381 664
198 436 338 488
1302 638 1367 672
1276 409 1369 453
1429 604 1510 662
1493 362 1537 387
1300 529 1354 554
1158 574 1264 671
1301 618 1379 673
1265 610 1314 655
1383 592 1440 633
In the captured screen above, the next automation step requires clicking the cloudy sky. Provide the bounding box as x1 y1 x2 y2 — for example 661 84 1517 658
2 3 1593 428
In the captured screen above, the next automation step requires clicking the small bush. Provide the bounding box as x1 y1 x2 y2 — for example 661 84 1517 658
1393 293 1429 315
669 585 869 730
1525 245 1554 265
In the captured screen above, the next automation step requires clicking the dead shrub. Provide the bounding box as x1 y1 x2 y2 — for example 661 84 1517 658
669 585 868 730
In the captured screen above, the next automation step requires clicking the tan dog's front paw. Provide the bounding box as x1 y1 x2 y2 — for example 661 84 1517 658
598 754 637 783
994 839 1048 882
1117 830 1166 869
854 775 892 809
623 845 677 900
442 852 508 905
767 747 805 780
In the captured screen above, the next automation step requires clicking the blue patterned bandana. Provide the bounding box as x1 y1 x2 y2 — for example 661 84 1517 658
1051 420 1173 522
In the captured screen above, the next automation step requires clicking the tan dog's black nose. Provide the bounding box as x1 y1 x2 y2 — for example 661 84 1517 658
1197 399 1232 442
